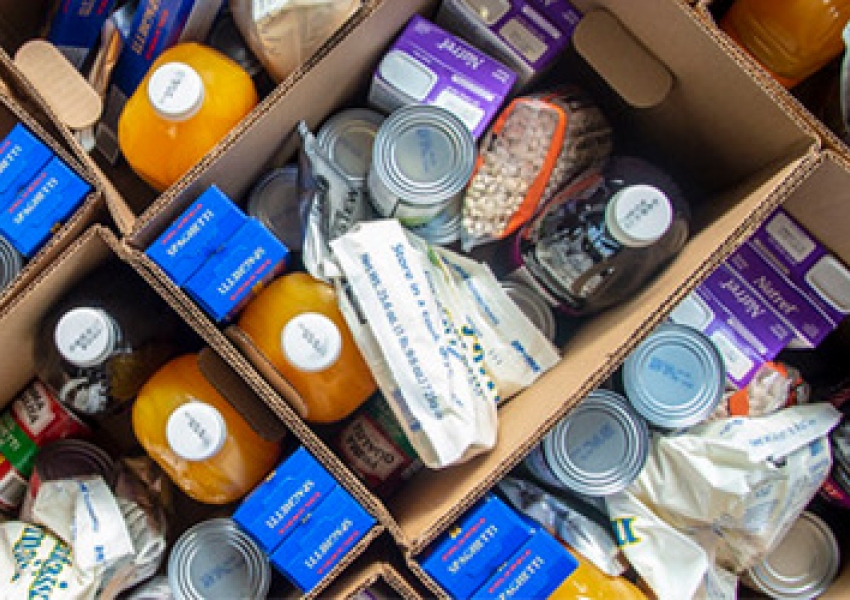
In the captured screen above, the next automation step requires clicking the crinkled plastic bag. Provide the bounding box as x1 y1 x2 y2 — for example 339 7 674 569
330 219 560 468
0 521 100 599
630 404 840 574
231 0 360 82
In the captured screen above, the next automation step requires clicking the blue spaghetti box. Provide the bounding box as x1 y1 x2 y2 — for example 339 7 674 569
184 217 289 322
47 0 117 69
420 494 536 600
472 529 579 599
146 186 247 286
0 156 91 257
0 124 54 210
270 484 376 592
233 447 338 554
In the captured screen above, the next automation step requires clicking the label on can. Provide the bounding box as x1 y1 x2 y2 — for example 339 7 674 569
335 396 421 498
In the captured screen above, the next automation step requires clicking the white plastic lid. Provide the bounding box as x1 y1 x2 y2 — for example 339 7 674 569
605 184 674 248
281 313 342 373
54 307 118 368
148 62 205 121
166 402 227 462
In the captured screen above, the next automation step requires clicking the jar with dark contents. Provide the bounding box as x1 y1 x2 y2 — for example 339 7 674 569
512 156 691 316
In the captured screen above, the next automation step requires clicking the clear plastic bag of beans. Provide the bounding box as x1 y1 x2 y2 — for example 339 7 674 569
460 87 613 252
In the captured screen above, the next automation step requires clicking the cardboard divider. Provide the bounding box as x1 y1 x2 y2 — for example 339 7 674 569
695 0 850 157
324 538 428 599
124 0 818 556
0 223 386 599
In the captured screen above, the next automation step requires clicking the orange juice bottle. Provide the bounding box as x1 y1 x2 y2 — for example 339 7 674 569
550 544 647 600
721 0 850 88
237 272 376 423
118 42 258 192
132 353 281 504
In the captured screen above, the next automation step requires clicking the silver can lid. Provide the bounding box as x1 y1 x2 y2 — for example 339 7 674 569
246 165 307 252
541 389 649 496
501 279 557 342
622 322 725 430
168 518 270 600
316 108 385 184
0 234 23 291
371 105 475 208
744 512 840 599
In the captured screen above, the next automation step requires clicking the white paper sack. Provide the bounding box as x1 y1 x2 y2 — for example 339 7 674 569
630 404 840 573
331 220 560 468
0 522 99 600
32 477 135 574
606 490 709 600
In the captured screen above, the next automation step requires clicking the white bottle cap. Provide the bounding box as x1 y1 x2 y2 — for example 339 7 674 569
148 62 205 121
54 307 118 368
605 184 674 248
281 313 343 373
166 402 227 462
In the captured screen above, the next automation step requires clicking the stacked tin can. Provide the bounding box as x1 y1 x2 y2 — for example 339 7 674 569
367 105 475 245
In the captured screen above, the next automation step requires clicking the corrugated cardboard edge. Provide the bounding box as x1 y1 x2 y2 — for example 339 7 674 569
124 0 384 242
122 241 406 544
680 0 822 149
400 149 820 557
696 0 850 158
325 557 425 600
0 85 106 313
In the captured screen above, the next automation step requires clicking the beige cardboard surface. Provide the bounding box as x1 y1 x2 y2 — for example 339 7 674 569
13 40 102 130
117 0 821 556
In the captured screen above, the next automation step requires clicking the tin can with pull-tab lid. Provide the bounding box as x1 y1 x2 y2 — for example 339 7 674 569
367 104 475 228
523 389 649 496
621 322 726 430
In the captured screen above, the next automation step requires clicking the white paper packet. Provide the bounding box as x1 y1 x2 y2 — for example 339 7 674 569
630 404 840 573
31 477 135 574
330 219 560 468
0 521 100 599
605 490 709 600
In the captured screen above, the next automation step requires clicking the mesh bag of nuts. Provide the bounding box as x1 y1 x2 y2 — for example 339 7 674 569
460 87 613 252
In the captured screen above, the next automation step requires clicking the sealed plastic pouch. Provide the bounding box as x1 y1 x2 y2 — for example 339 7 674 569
460 88 612 251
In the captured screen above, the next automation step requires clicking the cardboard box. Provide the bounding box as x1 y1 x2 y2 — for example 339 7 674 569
114 0 821 564
419 494 535 600
145 185 247 286
233 445 338 554
2 0 850 596
271 484 377 592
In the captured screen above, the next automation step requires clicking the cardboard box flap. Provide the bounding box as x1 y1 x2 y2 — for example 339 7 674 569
197 345 288 442
784 152 850 269
392 153 810 554
573 9 673 108
224 325 310 420
0 224 118 404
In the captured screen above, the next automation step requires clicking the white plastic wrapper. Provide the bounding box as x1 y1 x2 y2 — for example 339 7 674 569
630 404 840 574
300 121 373 282
330 219 560 468
0 521 99 599
31 477 135 574
605 490 709 600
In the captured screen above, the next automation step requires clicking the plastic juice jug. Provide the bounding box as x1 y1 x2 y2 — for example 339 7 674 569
236 272 376 423
132 353 281 504
721 0 850 88
551 544 647 599
117 42 258 192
